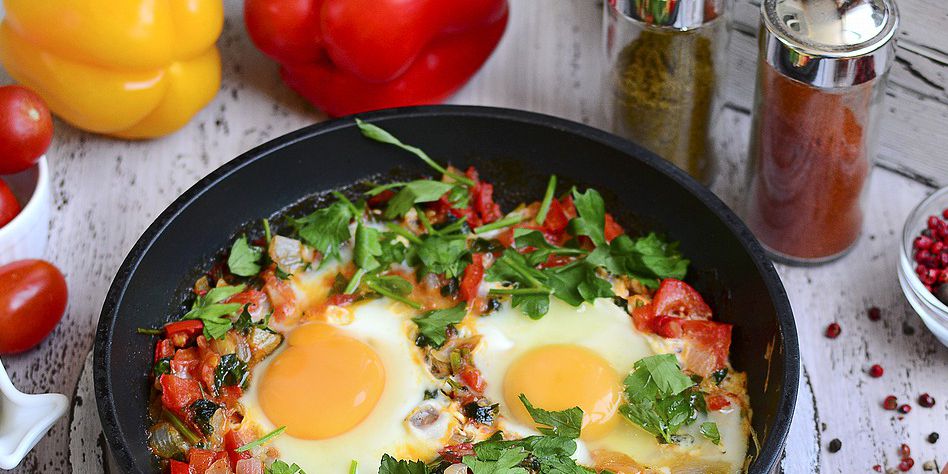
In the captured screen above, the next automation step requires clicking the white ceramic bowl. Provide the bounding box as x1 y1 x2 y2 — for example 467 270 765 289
0 156 50 267
0 358 68 470
898 186 948 347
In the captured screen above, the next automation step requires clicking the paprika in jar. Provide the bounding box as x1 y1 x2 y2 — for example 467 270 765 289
744 0 899 264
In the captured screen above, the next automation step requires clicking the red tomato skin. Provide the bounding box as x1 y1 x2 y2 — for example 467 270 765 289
224 430 253 466
680 320 732 377
458 366 486 394
0 259 67 354
604 213 624 242
0 179 20 227
188 449 218 474
159 375 203 412
169 460 192 474
0 86 53 175
459 254 484 302
439 443 474 463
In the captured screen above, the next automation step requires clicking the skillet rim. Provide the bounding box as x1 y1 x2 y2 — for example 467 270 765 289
93 105 799 473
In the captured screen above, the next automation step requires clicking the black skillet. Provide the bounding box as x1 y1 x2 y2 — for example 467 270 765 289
94 105 799 473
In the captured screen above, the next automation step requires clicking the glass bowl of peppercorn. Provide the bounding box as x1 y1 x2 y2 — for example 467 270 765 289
899 186 948 346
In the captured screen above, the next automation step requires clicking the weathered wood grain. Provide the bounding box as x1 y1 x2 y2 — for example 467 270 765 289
1 0 946 472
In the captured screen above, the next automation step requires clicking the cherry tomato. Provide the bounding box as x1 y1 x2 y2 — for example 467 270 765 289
0 179 20 227
0 86 53 175
0 259 67 354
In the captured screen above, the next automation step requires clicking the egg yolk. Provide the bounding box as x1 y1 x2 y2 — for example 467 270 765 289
258 323 385 439
503 344 621 440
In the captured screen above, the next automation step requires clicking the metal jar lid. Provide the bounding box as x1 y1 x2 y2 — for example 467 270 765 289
761 0 900 88
607 0 726 30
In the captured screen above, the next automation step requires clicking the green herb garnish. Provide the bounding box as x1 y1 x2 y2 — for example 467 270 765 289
295 201 353 262
267 460 306 474
228 235 263 277
356 119 474 186
535 175 557 225
214 353 248 391
700 421 721 445
236 426 286 452
620 354 706 444
412 303 466 347
181 284 246 339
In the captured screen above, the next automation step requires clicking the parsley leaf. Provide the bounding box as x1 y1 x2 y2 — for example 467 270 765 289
356 119 474 187
295 201 353 262
620 354 704 443
700 421 721 445
543 260 613 307
569 188 607 247
267 460 306 474
227 235 263 277
182 284 246 339
417 235 469 278
512 229 585 266
412 303 466 348
378 232 409 267
354 222 383 271
486 249 548 289
593 233 689 288
383 180 454 219
463 448 528 474
377 454 429 474
518 394 583 438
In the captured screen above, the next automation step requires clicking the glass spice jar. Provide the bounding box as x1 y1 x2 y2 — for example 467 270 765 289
603 0 731 184
744 0 899 265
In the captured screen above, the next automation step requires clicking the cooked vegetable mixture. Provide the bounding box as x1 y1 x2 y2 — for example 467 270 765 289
142 120 751 474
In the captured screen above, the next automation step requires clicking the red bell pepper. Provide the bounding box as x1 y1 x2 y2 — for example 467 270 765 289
460 254 485 302
169 460 192 474
187 449 219 474
244 0 508 117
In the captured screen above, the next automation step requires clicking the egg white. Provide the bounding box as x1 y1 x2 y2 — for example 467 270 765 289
241 298 452 473
472 297 748 472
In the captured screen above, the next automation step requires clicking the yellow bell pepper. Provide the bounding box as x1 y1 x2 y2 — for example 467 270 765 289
0 0 223 139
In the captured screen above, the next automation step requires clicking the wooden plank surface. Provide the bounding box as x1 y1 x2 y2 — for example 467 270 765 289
0 0 945 472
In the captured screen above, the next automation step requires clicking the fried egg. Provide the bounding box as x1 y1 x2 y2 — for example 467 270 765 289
472 297 749 472
241 298 455 473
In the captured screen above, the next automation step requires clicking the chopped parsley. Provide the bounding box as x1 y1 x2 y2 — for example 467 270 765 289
236 426 286 452
227 234 263 277
214 353 249 392
411 303 466 348
700 421 721 445
376 180 455 219
620 354 708 444
294 201 353 262
267 460 306 474
181 284 246 339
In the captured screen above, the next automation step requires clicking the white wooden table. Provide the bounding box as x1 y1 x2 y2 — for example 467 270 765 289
2 0 947 472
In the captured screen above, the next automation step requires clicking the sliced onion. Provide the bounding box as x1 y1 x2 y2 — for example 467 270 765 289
445 463 469 474
148 422 190 460
269 235 306 273
235 458 264 474
408 404 441 428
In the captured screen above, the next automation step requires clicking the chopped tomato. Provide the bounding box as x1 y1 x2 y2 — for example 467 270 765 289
632 279 712 332
541 198 571 234
538 253 574 269
225 289 267 316
262 269 298 324
650 315 683 338
171 347 200 379
327 293 357 307
218 386 243 411
459 254 484 302
458 366 486 394
440 443 474 463
165 320 204 346
680 320 732 377
367 189 396 207
471 181 502 225
169 459 192 474
706 394 732 411
224 430 253 467
188 449 218 474
235 459 264 474
604 213 624 242
160 375 203 412
154 339 174 362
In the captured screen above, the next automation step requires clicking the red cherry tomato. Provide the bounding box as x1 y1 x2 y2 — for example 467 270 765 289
0 179 20 227
0 86 53 175
0 260 67 354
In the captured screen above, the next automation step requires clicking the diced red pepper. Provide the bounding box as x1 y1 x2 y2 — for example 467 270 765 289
706 394 732 411
367 189 396 207
169 460 192 474
154 339 174 363
164 320 204 347
328 293 358 307
458 366 486 394
460 254 485 302
604 213 624 242
224 430 253 467
160 375 203 412
440 443 475 463
188 449 218 474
